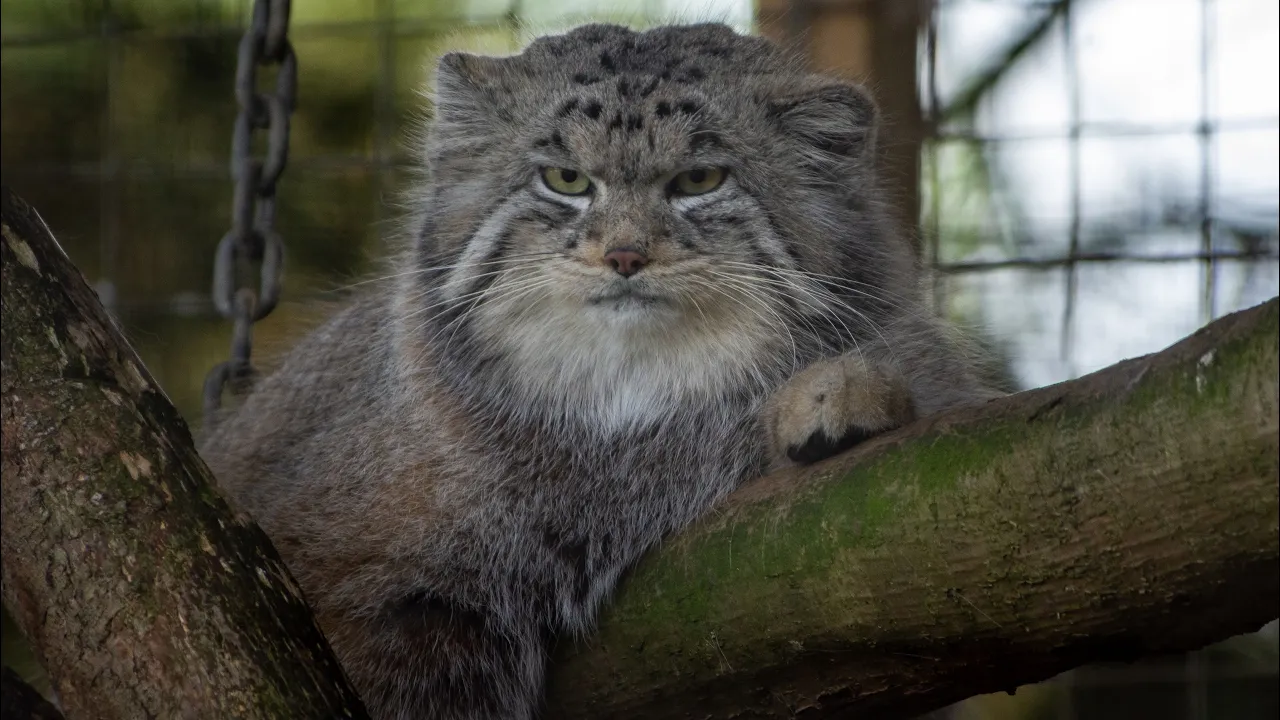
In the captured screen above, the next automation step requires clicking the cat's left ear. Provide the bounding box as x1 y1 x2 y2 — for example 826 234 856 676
432 52 508 128
766 80 879 174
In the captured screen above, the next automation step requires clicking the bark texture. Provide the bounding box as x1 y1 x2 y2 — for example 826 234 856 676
1 187 370 719
3 186 1278 720
545 297 1280 718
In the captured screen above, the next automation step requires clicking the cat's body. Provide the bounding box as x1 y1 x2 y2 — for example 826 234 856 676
201 23 995 720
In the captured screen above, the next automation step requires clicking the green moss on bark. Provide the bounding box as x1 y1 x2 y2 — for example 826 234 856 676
547 297 1279 719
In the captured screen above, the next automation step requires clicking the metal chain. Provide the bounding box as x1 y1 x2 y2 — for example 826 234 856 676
203 0 295 420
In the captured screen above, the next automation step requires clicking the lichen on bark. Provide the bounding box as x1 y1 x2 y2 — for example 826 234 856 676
3 185 1277 720
1 186 371 720
546 299 1280 718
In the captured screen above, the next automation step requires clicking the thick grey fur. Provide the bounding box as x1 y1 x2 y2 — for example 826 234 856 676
200 23 996 720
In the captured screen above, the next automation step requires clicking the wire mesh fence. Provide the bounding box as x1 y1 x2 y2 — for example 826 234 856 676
1 0 1276 717
921 0 1279 393
925 4 1279 716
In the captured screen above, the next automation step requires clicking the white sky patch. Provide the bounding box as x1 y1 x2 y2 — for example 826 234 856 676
935 0 1279 388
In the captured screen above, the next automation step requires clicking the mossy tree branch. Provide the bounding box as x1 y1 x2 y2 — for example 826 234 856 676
1 187 370 719
3 187 1277 719
546 295 1280 718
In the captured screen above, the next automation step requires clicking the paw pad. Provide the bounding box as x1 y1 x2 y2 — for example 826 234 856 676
786 425 876 464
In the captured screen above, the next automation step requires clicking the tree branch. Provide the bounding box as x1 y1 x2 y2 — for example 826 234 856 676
1 187 370 719
546 298 1280 718
3 187 1276 720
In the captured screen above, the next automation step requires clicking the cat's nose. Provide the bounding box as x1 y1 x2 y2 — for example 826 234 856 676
603 247 648 278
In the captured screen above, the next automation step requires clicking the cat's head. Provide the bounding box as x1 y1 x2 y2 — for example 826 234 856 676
402 24 911 424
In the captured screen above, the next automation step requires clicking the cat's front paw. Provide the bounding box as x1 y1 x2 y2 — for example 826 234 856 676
762 355 916 470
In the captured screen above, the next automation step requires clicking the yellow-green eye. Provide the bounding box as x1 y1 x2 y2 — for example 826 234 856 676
672 167 726 196
541 167 591 195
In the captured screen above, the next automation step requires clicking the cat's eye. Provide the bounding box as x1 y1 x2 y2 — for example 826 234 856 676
671 167 726 196
541 167 592 196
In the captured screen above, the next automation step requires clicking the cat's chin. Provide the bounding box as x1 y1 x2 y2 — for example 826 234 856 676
583 284 677 319
586 292 665 311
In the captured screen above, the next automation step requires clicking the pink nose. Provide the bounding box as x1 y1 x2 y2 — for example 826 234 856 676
603 248 648 277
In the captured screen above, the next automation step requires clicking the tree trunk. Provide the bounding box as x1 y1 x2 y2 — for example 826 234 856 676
2 186 1277 719
545 295 1280 718
0 187 371 719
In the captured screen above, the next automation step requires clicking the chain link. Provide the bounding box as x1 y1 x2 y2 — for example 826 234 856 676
203 0 294 420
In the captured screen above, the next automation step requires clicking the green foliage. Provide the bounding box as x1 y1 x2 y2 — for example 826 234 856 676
0 0 486 421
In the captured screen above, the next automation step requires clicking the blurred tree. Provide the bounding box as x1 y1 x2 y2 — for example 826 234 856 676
4 186 1277 720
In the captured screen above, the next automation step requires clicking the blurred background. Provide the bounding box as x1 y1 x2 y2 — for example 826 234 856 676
1 0 1276 717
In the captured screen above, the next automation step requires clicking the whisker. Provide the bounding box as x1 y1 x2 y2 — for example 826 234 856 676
682 276 796 381
746 270 880 350
327 251 565 293
712 269 863 358
715 259 919 313
395 270 529 326
430 276 559 351
713 259 927 360
694 274 801 372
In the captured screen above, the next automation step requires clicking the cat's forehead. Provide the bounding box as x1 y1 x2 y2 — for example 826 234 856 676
518 23 780 79
488 25 791 176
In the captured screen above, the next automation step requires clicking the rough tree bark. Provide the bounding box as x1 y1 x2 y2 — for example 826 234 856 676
1 187 370 718
2 186 1277 719
545 296 1280 717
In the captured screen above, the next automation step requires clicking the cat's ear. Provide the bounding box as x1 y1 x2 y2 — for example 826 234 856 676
766 80 879 175
432 52 507 128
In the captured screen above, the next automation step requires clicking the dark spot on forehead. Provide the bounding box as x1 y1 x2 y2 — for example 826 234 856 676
607 112 623 132
639 77 660 97
584 100 603 119
626 114 643 132
655 101 672 117
680 67 706 83
573 72 600 85
550 130 565 149
616 77 630 97
599 51 617 74
677 100 701 115
557 98 579 117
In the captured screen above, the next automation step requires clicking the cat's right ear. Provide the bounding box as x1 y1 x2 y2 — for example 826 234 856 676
432 53 506 129
765 80 879 178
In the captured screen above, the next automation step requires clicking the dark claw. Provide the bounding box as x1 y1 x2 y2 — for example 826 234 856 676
786 425 878 464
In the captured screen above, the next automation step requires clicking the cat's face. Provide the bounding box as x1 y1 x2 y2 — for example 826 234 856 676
409 24 899 424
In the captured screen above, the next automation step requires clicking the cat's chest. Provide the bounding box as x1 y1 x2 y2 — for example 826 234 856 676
492 403 764 511
481 301 784 435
